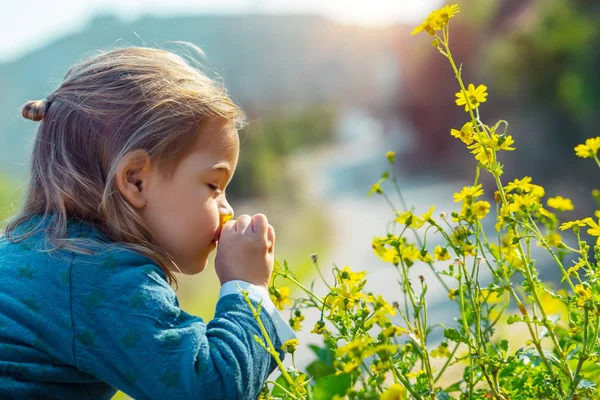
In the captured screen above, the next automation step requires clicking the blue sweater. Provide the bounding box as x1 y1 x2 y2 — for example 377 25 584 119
0 215 288 399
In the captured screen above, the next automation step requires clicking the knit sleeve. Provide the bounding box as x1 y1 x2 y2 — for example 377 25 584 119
70 259 284 400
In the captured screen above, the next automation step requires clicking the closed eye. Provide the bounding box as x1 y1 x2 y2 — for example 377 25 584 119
208 184 223 195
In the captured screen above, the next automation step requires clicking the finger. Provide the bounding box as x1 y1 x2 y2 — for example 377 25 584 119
235 214 251 233
267 225 275 251
251 214 269 237
218 219 237 240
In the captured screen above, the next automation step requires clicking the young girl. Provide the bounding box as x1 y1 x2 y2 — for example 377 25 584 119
0 46 295 399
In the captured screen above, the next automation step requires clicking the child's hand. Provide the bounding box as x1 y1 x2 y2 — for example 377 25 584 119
214 214 275 289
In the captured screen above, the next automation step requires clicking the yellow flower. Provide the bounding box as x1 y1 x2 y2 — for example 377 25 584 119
381 326 406 338
538 207 555 220
338 265 366 287
575 284 592 307
386 151 396 164
460 243 477 256
508 193 540 214
311 321 331 336
587 218 600 246
381 383 407 400
448 288 458 301
438 4 460 23
364 308 393 329
289 312 305 331
339 358 362 374
545 232 562 248
455 84 488 112
431 343 451 358
394 210 417 227
367 294 396 315
434 245 451 261
453 184 484 203
567 259 585 278
367 182 383 197
421 205 435 223
450 122 475 145
411 4 460 36
270 286 292 310
472 201 491 219
505 176 533 193
574 137 600 159
418 251 433 263
406 369 426 379
329 283 365 316
281 338 299 354
559 218 593 231
372 237 399 264
398 243 421 263
547 196 574 212
480 289 503 304
336 337 374 357
394 206 434 228
220 213 234 229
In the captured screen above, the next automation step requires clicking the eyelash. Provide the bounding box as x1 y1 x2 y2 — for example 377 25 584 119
208 184 223 194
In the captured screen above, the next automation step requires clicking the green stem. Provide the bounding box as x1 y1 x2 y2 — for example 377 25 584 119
265 380 300 400
434 343 460 383
241 291 304 398
568 309 589 400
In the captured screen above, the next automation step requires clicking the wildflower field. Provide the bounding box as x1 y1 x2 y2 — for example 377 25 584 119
246 4 600 400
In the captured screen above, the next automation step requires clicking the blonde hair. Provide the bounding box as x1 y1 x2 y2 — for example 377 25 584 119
5 44 246 288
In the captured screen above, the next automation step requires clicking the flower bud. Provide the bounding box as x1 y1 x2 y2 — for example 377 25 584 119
386 151 396 164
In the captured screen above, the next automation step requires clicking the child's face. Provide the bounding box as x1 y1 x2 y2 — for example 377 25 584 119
142 119 239 275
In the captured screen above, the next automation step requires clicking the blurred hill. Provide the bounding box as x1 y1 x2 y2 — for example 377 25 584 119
0 13 401 175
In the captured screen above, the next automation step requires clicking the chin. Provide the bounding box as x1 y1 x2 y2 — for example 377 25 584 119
189 261 207 275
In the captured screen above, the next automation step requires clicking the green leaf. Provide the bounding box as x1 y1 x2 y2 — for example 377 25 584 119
271 374 292 397
436 392 452 400
444 328 467 344
312 373 351 400
306 360 335 380
444 381 462 392
499 339 509 353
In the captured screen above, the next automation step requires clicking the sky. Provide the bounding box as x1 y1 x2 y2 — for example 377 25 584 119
0 0 443 63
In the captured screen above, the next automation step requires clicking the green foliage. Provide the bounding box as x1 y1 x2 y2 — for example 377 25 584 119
248 4 600 399
231 106 336 200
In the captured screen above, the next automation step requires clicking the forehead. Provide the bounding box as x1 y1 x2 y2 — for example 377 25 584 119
192 119 239 166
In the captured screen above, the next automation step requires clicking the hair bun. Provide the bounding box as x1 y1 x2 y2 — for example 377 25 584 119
21 99 50 122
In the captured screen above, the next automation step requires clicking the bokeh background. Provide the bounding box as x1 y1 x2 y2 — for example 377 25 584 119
1 0 599 396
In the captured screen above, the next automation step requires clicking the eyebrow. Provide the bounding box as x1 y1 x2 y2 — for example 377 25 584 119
210 163 231 173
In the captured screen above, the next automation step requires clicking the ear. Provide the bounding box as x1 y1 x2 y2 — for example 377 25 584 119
115 150 153 209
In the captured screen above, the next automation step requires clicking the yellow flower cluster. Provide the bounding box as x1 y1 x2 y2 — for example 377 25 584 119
269 286 292 310
325 266 367 318
289 310 305 331
575 137 600 159
394 205 435 228
575 284 592 307
453 184 491 223
372 235 425 266
411 4 460 36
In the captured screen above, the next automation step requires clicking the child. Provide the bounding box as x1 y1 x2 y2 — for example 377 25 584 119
0 46 295 399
